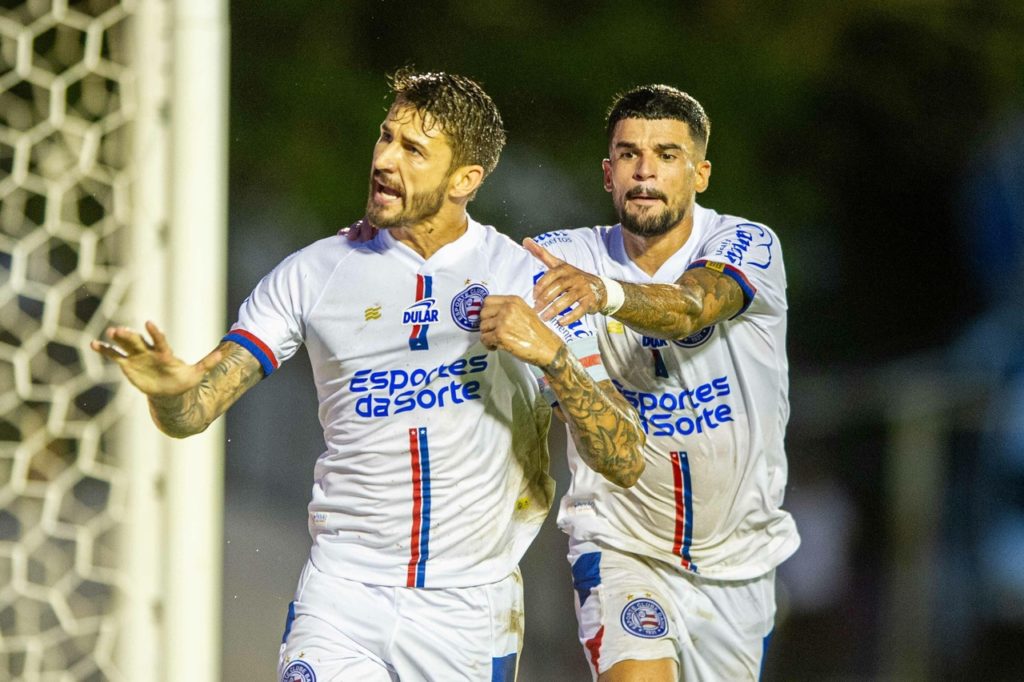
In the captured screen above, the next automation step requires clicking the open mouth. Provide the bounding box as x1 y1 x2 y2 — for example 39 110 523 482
373 178 403 204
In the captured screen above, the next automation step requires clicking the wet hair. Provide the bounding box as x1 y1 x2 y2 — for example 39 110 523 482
606 85 710 156
389 67 506 178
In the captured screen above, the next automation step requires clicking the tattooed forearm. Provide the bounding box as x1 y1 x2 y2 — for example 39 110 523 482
616 267 745 339
148 341 262 438
544 347 645 487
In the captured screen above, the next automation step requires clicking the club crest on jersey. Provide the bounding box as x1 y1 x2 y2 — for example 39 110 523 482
620 598 668 639
673 325 715 348
281 659 316 682
451 283 489 331
402 299 439 325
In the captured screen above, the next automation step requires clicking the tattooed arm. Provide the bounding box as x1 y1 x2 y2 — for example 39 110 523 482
613 266 744 339
543 348 646 487
91 321 263 438
526 239 744 340
479 296 645 488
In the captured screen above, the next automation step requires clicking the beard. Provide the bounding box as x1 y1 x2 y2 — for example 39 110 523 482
616 188 687 237
365 175 448 228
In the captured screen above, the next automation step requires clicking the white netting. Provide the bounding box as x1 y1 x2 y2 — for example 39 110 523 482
1 0 137 678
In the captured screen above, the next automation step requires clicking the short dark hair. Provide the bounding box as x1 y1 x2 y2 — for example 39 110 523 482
606 85 710 156
389 68 506 178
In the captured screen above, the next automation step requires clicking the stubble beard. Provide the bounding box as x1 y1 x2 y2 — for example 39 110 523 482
366 179 448 229
617 199 687 238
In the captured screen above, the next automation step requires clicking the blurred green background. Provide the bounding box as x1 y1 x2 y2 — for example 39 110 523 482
220 2 1024 680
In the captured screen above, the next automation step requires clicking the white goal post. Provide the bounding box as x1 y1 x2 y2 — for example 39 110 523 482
0 1 228 680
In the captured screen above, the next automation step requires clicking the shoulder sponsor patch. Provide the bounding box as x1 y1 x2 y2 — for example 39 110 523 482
620 597 668 639
281 659 316 682
712 222 774 269
451 283 489 331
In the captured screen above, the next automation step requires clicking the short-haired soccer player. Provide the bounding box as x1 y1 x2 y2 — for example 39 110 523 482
92 70 644 682
528 85 800 681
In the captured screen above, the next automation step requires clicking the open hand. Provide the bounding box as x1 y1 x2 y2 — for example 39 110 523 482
91 321 222 397
525 238 606 326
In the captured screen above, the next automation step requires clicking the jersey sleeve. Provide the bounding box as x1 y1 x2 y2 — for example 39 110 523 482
224 250 310 377
689 219 787 323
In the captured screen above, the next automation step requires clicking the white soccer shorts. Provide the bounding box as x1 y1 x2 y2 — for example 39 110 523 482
569 542 775 681
278 560 522 681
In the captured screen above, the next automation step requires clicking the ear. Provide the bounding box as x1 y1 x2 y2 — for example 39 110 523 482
449 165 484 199
694 159 711 194
602 158 613 192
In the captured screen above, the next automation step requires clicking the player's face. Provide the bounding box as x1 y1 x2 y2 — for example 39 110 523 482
603 118 711 237
366 104 455 228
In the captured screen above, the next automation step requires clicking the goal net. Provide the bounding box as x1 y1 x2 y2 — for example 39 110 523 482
0 1 227 679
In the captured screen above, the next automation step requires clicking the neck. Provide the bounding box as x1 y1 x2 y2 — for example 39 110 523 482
390 204 469 259
622 210 696 276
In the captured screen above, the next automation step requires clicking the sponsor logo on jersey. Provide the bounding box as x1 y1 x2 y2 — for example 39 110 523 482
451 283 489 331
641 328 715 349
620 598 668 638
532 230 573 245
673 325 715 348
616 375 735 437
713 223 773 269
350 354 489 418
408 274 434 351
281 659 316 682
402 298 439 325
364 306 381 321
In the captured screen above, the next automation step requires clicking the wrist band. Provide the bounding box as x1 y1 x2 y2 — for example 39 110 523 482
599 276 625 315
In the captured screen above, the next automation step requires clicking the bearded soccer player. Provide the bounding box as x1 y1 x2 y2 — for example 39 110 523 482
528 85 800 681
92 70 644 681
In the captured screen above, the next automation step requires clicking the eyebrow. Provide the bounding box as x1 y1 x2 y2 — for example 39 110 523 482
381 121 430 154
613 141 684 153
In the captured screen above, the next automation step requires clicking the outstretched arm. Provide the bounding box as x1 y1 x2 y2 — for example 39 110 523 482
479 296 646 488
526 238 744 340
91 321 263 438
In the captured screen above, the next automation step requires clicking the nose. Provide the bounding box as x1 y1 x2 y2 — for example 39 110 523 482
373 140 399 172
633 152 655 180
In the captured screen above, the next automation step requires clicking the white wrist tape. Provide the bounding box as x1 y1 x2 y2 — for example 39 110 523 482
599 276 625 315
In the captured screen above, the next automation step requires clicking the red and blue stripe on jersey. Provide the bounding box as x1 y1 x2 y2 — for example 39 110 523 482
222 329 279 377
671 451 697 572
408 274 433 351
406 427 432 587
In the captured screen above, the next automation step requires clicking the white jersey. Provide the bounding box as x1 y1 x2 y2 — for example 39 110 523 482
227 217 607 589
538 204 800 581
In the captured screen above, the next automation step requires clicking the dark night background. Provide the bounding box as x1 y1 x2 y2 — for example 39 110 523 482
217 2 1024 680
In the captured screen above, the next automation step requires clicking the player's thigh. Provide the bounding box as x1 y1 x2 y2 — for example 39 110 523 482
570 547 678 679
278 561 397 681
278 610 396 682
676 570 776 682
391 570 524 681
599 657 678 682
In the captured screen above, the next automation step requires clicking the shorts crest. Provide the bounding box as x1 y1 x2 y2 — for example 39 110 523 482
281 659 316 682
620 597 668 639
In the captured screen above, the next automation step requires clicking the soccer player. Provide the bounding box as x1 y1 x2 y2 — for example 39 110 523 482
527 85 801 681
91 70 644 682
